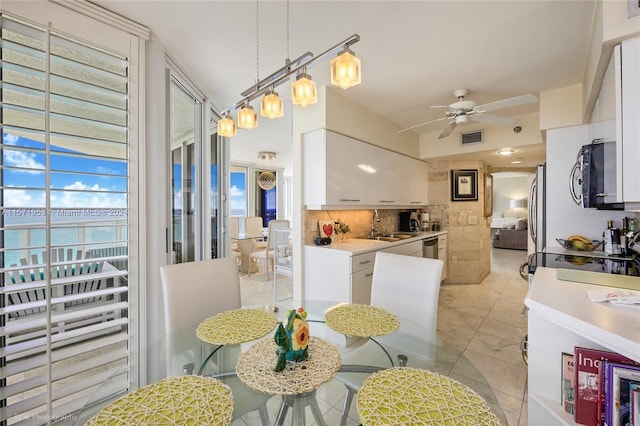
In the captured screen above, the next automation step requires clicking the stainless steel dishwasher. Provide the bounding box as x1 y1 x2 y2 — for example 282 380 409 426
422 236 438 259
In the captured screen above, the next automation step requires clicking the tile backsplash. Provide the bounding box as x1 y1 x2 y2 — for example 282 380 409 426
304 209 426 245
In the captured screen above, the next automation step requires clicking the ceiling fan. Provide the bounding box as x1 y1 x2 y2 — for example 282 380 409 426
398 89 538 138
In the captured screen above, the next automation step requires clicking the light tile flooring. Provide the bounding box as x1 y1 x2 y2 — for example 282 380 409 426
236 248 530 426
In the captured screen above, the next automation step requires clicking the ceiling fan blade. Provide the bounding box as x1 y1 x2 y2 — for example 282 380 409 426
473 113 519 127
477 94 538 112
438 120 457 139
398 116 449 133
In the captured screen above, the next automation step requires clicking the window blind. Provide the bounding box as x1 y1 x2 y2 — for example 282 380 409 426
1 14 131 425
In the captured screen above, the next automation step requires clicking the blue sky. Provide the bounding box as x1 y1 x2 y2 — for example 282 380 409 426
2 132 127 209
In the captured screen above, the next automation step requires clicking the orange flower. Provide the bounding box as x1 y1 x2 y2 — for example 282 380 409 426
291 318 309 351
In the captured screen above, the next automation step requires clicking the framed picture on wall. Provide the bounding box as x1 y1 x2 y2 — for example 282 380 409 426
484 173 493 217
451 169 478 201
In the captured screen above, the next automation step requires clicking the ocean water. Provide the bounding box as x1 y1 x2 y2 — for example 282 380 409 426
2 209 127 267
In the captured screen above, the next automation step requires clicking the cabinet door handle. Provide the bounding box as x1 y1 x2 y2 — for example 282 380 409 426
365 272 373 277
350 199 361 202
379 200 396 203
359 260 371 265
410 201 422 204
339 198 350 202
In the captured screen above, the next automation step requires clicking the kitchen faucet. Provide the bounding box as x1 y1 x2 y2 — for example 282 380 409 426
370 209 380 237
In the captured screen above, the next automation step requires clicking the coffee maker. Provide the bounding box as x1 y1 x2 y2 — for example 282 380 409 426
398 211 419 232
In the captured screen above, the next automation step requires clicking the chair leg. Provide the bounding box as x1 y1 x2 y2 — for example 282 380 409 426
275 401 288 426
340 387 356 426
258 404 270 426
309 397 327 426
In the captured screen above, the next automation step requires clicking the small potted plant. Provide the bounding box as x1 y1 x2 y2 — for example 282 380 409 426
335 221 351 241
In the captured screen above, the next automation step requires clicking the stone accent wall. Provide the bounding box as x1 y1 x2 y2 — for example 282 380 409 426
430 159 491 284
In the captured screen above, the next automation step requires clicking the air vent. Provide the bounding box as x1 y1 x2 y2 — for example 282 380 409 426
461 130 483 145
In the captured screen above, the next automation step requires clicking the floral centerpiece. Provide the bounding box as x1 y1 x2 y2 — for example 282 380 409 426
334 221 351 241
273 307 309 372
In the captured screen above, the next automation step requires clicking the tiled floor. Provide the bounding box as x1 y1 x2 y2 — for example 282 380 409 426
236 247 530 426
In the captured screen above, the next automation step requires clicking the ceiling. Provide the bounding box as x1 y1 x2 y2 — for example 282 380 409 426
92 0 597 172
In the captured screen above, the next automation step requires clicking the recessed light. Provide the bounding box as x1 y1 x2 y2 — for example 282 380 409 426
510 159 522 164
498 149 514 156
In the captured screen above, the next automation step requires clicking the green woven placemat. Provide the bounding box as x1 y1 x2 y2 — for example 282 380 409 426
196 308 277 345
324 303 399 337
86 375 233 425
357 367 502 426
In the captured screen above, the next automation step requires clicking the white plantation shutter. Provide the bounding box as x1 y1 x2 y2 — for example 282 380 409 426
1 7 145 425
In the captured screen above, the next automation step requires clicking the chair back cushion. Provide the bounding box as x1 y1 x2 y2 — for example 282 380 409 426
267 220 290 249
160 257 241 375
244 217 264 238
370 252 443 340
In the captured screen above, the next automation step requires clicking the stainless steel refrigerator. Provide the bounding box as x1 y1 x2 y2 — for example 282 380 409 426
528 163 546 254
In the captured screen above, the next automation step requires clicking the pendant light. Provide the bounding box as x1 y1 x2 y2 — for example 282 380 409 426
237 101 258 129
331 47 361 89
261 86 284 118
217 112 237 137
291 67 317 107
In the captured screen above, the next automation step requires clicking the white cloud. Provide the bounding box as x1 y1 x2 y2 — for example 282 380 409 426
2 186 44 207
3 134 19 145
230 185 244 197
3 150 45 172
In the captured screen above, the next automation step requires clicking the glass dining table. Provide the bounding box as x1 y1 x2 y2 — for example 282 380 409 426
76 300 506 426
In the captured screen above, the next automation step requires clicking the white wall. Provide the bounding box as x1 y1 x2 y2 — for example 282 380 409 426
492 174 530 219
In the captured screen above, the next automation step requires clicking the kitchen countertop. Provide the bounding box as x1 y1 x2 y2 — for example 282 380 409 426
306 231 448 255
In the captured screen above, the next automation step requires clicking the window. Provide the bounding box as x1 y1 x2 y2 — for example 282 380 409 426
1 9 142 423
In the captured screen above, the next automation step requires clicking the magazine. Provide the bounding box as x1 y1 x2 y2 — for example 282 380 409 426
574 347 639 426
562 352 576 415
603 362 640 426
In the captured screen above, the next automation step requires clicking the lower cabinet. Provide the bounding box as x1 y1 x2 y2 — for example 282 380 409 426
304 239 426 304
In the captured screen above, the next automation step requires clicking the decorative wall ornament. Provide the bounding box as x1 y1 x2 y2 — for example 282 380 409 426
257 171 276 190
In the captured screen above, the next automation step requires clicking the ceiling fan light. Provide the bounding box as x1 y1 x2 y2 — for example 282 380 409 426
260 89 284 119
455 114 468 124
498 149 514 156
291 72 317 107
237 103 258 129
331 48 361 89
217 113 237 137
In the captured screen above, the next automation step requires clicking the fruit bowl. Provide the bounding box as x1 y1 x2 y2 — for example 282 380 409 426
556 238 603 251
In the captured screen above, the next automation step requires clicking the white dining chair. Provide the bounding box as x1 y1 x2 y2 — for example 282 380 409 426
250 219 290 281
244 216 265 239
336 252 444 426
159 257 271 425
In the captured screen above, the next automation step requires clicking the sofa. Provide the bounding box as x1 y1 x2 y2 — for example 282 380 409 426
492 218 528 250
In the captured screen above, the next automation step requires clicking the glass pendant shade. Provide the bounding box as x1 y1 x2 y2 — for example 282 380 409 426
237 104 258 129
217 113 237 137
291 73 318 107
260 90 284 118
331 49 361 89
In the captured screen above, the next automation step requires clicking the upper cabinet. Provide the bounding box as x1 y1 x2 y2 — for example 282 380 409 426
303 129 428 209
615 37 640 206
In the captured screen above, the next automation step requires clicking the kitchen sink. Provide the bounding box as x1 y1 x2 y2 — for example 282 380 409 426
356 233 417 242
357 236 401 242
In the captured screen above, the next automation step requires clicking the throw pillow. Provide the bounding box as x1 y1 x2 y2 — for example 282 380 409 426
515 219 528 231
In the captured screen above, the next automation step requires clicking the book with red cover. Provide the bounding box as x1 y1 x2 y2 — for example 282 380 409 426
574 347 639 426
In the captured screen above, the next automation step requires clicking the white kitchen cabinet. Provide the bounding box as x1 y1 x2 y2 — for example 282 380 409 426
366 144 399 205
614 37 640 206
525 267 640 425
405 157 429 206
304 237 440 305
303 128 429 209
304 129 368 208
304 246 375 304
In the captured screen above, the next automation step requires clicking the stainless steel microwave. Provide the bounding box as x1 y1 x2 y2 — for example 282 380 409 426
569 140 625 210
